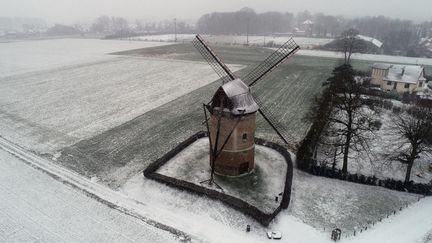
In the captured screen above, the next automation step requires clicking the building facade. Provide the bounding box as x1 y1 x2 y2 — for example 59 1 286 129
371 63 427 94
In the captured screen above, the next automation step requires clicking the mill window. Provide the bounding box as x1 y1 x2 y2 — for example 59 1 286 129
242 133 247 141
419 82 423 87
387 81 392 86
404 83 410 89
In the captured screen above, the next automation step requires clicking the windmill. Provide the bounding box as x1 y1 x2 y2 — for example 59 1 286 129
193 35 300 183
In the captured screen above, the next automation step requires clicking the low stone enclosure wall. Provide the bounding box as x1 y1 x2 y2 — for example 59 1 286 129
143 131 294 226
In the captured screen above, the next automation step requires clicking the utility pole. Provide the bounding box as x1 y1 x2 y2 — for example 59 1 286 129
174 18 177 42
246 17 250 46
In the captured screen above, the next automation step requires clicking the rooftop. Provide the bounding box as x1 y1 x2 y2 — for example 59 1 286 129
221 79 259 115
372 63 426 84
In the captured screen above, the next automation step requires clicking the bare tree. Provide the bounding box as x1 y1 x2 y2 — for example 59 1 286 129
392 106 432 184
91 16 111 34
341 28 360 64
323 64 376 176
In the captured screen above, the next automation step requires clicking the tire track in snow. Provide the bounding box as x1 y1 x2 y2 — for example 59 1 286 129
0 135 193 242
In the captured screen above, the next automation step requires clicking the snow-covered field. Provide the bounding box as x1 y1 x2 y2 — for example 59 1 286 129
0 39 242 152
1 38 431 242
130 34 432 66
0 38 172 77
0 148 179 243
130 34 333 48
341 197 432 243
1 134 430 243
297 49 432 66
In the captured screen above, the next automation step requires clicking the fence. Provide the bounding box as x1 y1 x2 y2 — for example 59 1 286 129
325 195 426 241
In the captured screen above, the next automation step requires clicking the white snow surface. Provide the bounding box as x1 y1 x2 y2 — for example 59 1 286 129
357 35 383 48
0 39 243 152
0 135 328 243
2 135 430 243
157 138 287 214
130 34 333 48
319 107 432 184
340 197 432 243
0 146 178 243
296 50 432 66
0 38 171 77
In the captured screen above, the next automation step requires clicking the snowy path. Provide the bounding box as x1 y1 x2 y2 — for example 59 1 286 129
341 197 432 243
0 144 181 242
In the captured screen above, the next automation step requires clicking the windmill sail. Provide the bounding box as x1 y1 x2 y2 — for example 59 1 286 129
252 93 294 145
192 35 236 84
244 38 300 87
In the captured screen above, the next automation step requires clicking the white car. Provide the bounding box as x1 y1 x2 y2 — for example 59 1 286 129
266 231 282 240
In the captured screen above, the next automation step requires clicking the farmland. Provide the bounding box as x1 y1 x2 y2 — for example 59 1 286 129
0 40 242 153
0 38 428 242
130 34 333 48
61 43 349 186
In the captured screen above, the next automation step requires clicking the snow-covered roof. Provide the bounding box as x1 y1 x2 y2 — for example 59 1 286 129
372 63 392 70
357 35 383 48
374 63 426 84
302 20 314 25
221 79 259 115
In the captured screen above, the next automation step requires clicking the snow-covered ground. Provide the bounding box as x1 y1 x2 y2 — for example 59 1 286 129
318 108 432 184
0 38 172 77
0 147 179 243
1 38 431 242
130 34 333 48
340 197 432 243
1 135 428 243
0 39 243 153
297 49 432 66
130 34 432 66
157 138 288 214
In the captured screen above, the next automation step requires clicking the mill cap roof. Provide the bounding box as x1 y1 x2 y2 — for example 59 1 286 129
221 79 259 115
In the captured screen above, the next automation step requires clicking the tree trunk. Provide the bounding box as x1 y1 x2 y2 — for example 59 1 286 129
405 162 414 184
405 145 418 184
342 136 350 177
342 113 353 177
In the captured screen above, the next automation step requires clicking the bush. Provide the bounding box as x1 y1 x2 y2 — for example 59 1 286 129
306 164 432 195
370 119 383 130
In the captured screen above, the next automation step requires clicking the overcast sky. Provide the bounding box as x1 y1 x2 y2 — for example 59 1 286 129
1 0 431 24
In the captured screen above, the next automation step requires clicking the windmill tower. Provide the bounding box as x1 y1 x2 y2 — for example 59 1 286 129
193 35 300 178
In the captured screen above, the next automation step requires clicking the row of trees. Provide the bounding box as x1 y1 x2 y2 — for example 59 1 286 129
90 16 194 36
42 16 194 37
197 7 294 35
197 8 431 56
319 66 432 183
305 35 432 184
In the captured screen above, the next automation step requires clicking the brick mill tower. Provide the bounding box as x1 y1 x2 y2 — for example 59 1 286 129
209 79 259 176
193 35 300 179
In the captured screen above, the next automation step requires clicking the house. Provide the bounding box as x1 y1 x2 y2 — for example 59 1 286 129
371 63 427 94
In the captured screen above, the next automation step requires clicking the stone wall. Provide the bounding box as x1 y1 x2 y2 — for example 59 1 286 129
143 131 293 226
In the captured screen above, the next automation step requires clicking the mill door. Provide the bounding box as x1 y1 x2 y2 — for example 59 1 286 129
393 82 397 90
239 162 249 174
